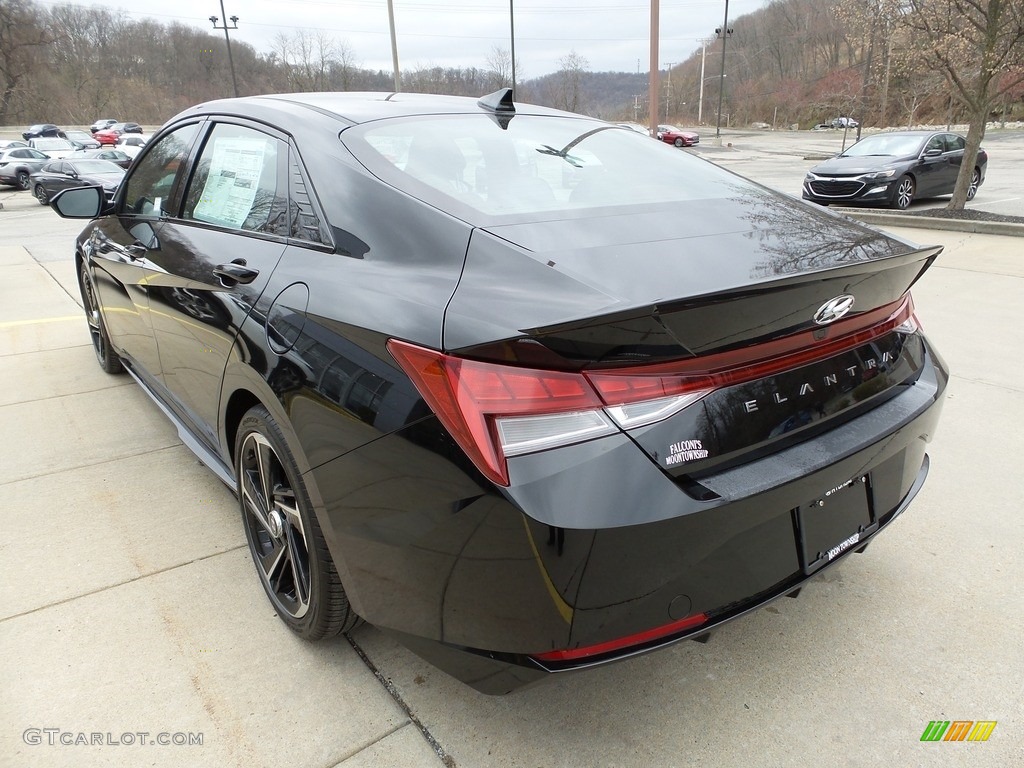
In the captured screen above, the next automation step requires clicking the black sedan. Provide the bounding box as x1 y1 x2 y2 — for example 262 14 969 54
50 91 948 694
803 130 986 209
22 123 65 140
30 158 124 204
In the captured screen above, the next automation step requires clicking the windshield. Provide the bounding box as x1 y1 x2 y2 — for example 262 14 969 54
346 114 749 218
34 139 73 150
72 160 122 174
842 134 924 158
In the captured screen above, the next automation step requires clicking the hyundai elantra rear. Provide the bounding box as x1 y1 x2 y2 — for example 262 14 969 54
59 91 947 695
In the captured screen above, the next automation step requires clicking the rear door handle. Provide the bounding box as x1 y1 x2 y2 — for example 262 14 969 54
214 260 260 286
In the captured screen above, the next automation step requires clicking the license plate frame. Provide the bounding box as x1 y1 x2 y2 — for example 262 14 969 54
797 477 878 575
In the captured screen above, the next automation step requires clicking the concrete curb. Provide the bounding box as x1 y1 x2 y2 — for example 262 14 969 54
834 208 1024 237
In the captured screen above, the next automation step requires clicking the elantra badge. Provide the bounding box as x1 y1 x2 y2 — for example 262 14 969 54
814 294 855 325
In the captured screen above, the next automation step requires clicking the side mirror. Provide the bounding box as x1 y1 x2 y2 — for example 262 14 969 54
924 148 943 157
50 185 104 218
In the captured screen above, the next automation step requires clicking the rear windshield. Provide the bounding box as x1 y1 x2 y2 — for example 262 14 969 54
343 114 750 218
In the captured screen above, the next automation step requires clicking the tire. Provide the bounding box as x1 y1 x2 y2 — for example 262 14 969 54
79 261 124 374
967 168 980 201
34 185 49 205
891 175 915 210
16 170 30 190
674 137 684 147
235 405 358 640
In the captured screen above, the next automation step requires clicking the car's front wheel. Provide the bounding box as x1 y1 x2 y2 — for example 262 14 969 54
235 405 358 640
967 168 981 201
674 137 684 147
16 171 30 190
892 175 915 210
79 262 123 374
34 185 49 205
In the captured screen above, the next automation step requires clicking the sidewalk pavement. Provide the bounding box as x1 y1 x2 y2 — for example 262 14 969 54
1 212 1021 767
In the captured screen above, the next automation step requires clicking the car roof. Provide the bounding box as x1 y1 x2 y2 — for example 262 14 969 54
168 91 581 129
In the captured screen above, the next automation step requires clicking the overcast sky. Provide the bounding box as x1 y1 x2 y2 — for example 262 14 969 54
35 0 769 78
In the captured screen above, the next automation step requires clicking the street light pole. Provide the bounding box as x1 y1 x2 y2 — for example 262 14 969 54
387 0 401 91
209 0 239 98
715 0 730 141
509 1 516 99
664 62 674 122
698 43 706 124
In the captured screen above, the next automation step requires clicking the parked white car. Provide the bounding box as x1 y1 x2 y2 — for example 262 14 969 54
115 134 150 158
27 138 77 159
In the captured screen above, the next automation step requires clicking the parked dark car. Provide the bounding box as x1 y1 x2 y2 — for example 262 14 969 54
0 146 51 188
90 118 118 133
22 123 66 140
94 122 143 145
67 148 133 169
51 90 947 694
30 158 124 205
656 123 700 147
803 130 986 209
64 129 102 150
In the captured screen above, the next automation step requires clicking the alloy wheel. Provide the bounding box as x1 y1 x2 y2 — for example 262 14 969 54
967 169 980 201
239 432 311 619
34 185 48 205
16 171 29 190
894 177 914 210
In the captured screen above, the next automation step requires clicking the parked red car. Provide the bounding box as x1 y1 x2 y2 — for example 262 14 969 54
93 122 143 145
657 124 700 147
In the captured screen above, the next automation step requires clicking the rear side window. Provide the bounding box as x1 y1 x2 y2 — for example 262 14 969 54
943 134 965 152
123 123 201 217
182 123 288 234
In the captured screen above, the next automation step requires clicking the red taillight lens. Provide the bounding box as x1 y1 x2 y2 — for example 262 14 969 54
532 612 708 663
387 339 611 486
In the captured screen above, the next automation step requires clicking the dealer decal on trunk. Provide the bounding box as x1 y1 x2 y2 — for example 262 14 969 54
665 439 709 466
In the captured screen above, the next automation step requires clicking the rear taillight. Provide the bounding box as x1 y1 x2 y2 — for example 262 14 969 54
387 295 916 487
389 339 621 485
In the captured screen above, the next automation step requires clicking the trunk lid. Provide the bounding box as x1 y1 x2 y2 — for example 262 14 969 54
443 194 941 480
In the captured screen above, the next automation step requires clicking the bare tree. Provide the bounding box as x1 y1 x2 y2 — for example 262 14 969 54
0 0 51 123
902 0 1024 209
485 45 513 90
554 50 588 112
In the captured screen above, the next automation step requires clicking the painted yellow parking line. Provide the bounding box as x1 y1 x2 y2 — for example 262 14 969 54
0 315 82 328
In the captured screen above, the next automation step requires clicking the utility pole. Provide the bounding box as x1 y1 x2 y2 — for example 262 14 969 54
715 0 732 142
209 0 239 98
648 0 659 136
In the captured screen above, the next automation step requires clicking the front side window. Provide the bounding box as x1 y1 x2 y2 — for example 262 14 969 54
123 122 201 217
182 123 288 234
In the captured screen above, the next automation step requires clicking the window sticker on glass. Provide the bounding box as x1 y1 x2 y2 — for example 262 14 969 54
193 137 268 228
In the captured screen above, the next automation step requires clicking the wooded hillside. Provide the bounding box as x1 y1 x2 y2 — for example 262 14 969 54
1 0 1021 129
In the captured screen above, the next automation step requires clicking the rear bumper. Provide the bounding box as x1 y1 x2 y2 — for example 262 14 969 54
310 339 947 694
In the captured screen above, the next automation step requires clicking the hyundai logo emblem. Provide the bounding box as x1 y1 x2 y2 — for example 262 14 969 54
814 295 855 325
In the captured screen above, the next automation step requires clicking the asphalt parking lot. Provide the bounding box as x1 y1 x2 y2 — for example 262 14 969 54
1 129 1022 768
